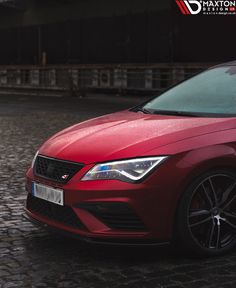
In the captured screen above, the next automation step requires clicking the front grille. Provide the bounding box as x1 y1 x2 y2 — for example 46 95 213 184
77 202 147 232
27 194 84 229
34 155 84 184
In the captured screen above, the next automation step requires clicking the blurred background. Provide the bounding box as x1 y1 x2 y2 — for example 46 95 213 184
0 0 235 97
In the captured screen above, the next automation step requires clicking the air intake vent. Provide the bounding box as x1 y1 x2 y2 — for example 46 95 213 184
77 202 147 232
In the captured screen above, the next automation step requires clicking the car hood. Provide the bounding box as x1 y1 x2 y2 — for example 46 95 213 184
39 110 236 164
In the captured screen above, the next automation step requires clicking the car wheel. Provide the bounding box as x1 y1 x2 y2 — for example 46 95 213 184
176 169 236 256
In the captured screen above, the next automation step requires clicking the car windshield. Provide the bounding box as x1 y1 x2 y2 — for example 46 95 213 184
142 66 236 117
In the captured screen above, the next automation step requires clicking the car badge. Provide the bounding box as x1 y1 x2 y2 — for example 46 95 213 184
62 174 69 180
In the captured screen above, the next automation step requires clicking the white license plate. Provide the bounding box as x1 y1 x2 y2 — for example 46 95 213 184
32 182 64 206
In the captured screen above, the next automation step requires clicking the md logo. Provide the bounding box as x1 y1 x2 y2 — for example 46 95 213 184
175 0 202 15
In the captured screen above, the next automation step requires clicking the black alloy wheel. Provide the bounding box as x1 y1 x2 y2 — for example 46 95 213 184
176 170 236 256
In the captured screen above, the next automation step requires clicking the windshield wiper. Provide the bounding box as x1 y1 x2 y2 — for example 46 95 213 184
152 110 201 117
133 107 201 117
133 107 153 114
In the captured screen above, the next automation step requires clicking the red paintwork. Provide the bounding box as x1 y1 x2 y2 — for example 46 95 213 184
25 110 236 242
39 111 236 163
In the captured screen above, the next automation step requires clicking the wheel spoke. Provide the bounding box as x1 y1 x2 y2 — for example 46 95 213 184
216 220 221 249
189 209 210 218
201 183 214 208
220 181 236 207
223 219 236 230
208 177 218 206
189 216 212 227
207 220 215 248
222 194 236 210
224 211 236 219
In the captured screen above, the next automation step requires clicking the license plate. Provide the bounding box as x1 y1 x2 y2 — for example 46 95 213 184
32 182 64 206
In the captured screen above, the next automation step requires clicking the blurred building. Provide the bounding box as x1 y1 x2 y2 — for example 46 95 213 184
0 0 235 96
0 0 235 66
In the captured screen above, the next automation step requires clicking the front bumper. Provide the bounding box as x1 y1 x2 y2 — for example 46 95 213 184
23 210 169 246
25 153 187 243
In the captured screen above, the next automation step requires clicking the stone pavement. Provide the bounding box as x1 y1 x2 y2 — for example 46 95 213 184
0 94 235 288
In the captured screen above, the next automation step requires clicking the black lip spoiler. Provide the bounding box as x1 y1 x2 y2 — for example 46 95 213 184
23 211 169 247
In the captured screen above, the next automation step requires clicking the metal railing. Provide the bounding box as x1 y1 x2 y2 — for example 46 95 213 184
0 63 215 96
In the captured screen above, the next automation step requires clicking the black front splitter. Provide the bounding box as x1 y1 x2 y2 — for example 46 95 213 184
23 211 170 247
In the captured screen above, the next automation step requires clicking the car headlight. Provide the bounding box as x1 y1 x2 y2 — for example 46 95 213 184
31 151 39 168
81 157 168 183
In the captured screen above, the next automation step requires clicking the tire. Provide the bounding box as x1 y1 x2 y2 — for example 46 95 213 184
176 169 236 256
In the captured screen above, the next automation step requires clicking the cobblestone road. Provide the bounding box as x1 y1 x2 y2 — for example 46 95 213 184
0 94 235 288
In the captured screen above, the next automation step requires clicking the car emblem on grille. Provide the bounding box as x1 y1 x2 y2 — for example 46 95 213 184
61 174 69 180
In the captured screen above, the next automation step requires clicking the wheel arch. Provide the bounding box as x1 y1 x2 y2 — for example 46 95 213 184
171 143 236 238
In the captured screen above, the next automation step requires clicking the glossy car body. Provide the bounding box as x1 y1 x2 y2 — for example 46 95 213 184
25 62 236 254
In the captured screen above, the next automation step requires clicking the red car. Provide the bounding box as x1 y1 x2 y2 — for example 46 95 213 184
25 62 236 256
